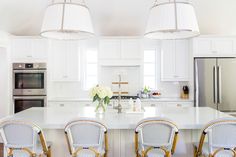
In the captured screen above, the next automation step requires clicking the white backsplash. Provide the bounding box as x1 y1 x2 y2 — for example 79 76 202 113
48 82 89 99
48 65 192 99
99 66 141 96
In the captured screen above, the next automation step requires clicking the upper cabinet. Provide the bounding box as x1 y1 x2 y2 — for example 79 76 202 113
193 36 236 57
49 40 80 82
11 38 48 62
99 39 120 59
99 38 142 66
161 40 189 81
120 39 141 59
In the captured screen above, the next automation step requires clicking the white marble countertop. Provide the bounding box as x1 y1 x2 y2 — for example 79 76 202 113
48 97 194 102
1 107 231 130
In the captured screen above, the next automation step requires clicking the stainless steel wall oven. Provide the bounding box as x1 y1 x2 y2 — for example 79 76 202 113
13 63 47 113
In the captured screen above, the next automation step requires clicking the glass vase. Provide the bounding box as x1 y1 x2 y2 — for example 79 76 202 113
95 100 106 113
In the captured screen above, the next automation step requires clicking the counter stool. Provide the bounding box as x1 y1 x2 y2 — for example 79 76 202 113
135 117 179 157
194 117 236 157
64 118 108 157
0 120 51 157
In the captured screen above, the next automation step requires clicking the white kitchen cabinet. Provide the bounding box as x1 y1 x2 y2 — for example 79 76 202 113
142 101 194 107
99 39 120 59
50 40 80 82
161 40 189 81
193 37 236 57
163 102 194 107
11 38 48 61
99 38 142 65
48 101 93 107
31 39 48 59
121 39 141 59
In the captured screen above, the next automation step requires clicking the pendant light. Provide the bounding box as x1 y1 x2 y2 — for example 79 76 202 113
40 0 94 40
145 0 200 39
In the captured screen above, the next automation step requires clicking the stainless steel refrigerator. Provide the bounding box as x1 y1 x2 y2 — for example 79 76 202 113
195 58 236 112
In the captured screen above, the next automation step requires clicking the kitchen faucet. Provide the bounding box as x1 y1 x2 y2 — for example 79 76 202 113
113 74 122 113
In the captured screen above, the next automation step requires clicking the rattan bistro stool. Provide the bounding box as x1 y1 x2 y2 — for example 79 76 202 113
65 118 108 157
0 120 52 157
194 117 236 157
135 117 179 157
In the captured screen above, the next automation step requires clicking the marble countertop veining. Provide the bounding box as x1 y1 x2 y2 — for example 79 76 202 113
1 106 231 130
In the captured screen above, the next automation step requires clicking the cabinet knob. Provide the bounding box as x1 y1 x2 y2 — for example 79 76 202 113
212 51 218 53
151 104 155 107
27 55 32 58
173 75 179 78
177 104 182 107
60 104 64 107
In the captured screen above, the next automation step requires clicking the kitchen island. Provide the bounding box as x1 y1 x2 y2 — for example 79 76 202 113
0 106 232 157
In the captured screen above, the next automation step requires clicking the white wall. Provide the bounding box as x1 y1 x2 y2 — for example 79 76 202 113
0 47 10 118
193 0 236 35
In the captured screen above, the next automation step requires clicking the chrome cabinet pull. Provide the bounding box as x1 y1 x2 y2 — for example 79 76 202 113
177 104 182 107
213 66 216 104
217 66 222 104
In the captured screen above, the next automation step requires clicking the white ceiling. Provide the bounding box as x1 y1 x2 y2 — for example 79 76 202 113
0 0 236 36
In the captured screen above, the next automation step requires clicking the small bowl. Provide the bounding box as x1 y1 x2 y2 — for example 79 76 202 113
152 95 161 98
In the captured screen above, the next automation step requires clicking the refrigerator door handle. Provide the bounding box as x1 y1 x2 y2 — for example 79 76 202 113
213 66 216 104
217 66 222 104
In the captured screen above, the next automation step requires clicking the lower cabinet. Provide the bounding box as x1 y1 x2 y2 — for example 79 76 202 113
47 101 94 108
142 101 194 107
47 100 194 108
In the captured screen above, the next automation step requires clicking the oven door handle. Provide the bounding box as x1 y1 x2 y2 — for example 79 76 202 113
13 96 46 100
13 70 46 73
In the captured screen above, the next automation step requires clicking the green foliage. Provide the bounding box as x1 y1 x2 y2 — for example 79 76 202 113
93 94 110 105
143 86 150 94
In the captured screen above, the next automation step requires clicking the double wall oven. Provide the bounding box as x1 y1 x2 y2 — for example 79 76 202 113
13 63 47 113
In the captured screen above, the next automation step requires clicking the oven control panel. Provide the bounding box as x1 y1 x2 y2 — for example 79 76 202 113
13 63 46 70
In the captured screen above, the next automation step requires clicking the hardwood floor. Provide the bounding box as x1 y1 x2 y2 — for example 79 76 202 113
0 143 3 157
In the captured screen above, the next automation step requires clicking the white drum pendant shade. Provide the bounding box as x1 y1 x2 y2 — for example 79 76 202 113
145 2 200 39
41 3 94 40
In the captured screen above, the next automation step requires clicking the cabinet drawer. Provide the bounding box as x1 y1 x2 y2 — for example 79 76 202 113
142 101 193 107
163 102 194 107
48 101 94 107
193 37 236 57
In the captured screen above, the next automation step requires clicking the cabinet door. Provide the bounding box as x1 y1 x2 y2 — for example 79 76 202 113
99 39 121 59
50 40 67 81
175 40 189 81
164 102 194 107
212 39 234 56
193 37 236 57
65 41 79 81
32 39 48 59
11 39 32 59
193 38 212 56
121 39 141 59
161 40 175 81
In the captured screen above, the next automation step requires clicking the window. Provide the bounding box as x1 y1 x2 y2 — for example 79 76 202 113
84 50 98 90
143 50 156 89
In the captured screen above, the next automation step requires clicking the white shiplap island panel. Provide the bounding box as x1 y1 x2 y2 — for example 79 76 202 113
1 107 232 157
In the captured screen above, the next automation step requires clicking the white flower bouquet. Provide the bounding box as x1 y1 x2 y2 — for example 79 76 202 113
90 85 113 113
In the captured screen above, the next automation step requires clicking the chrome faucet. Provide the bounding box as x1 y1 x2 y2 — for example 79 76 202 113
113 75 122 113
